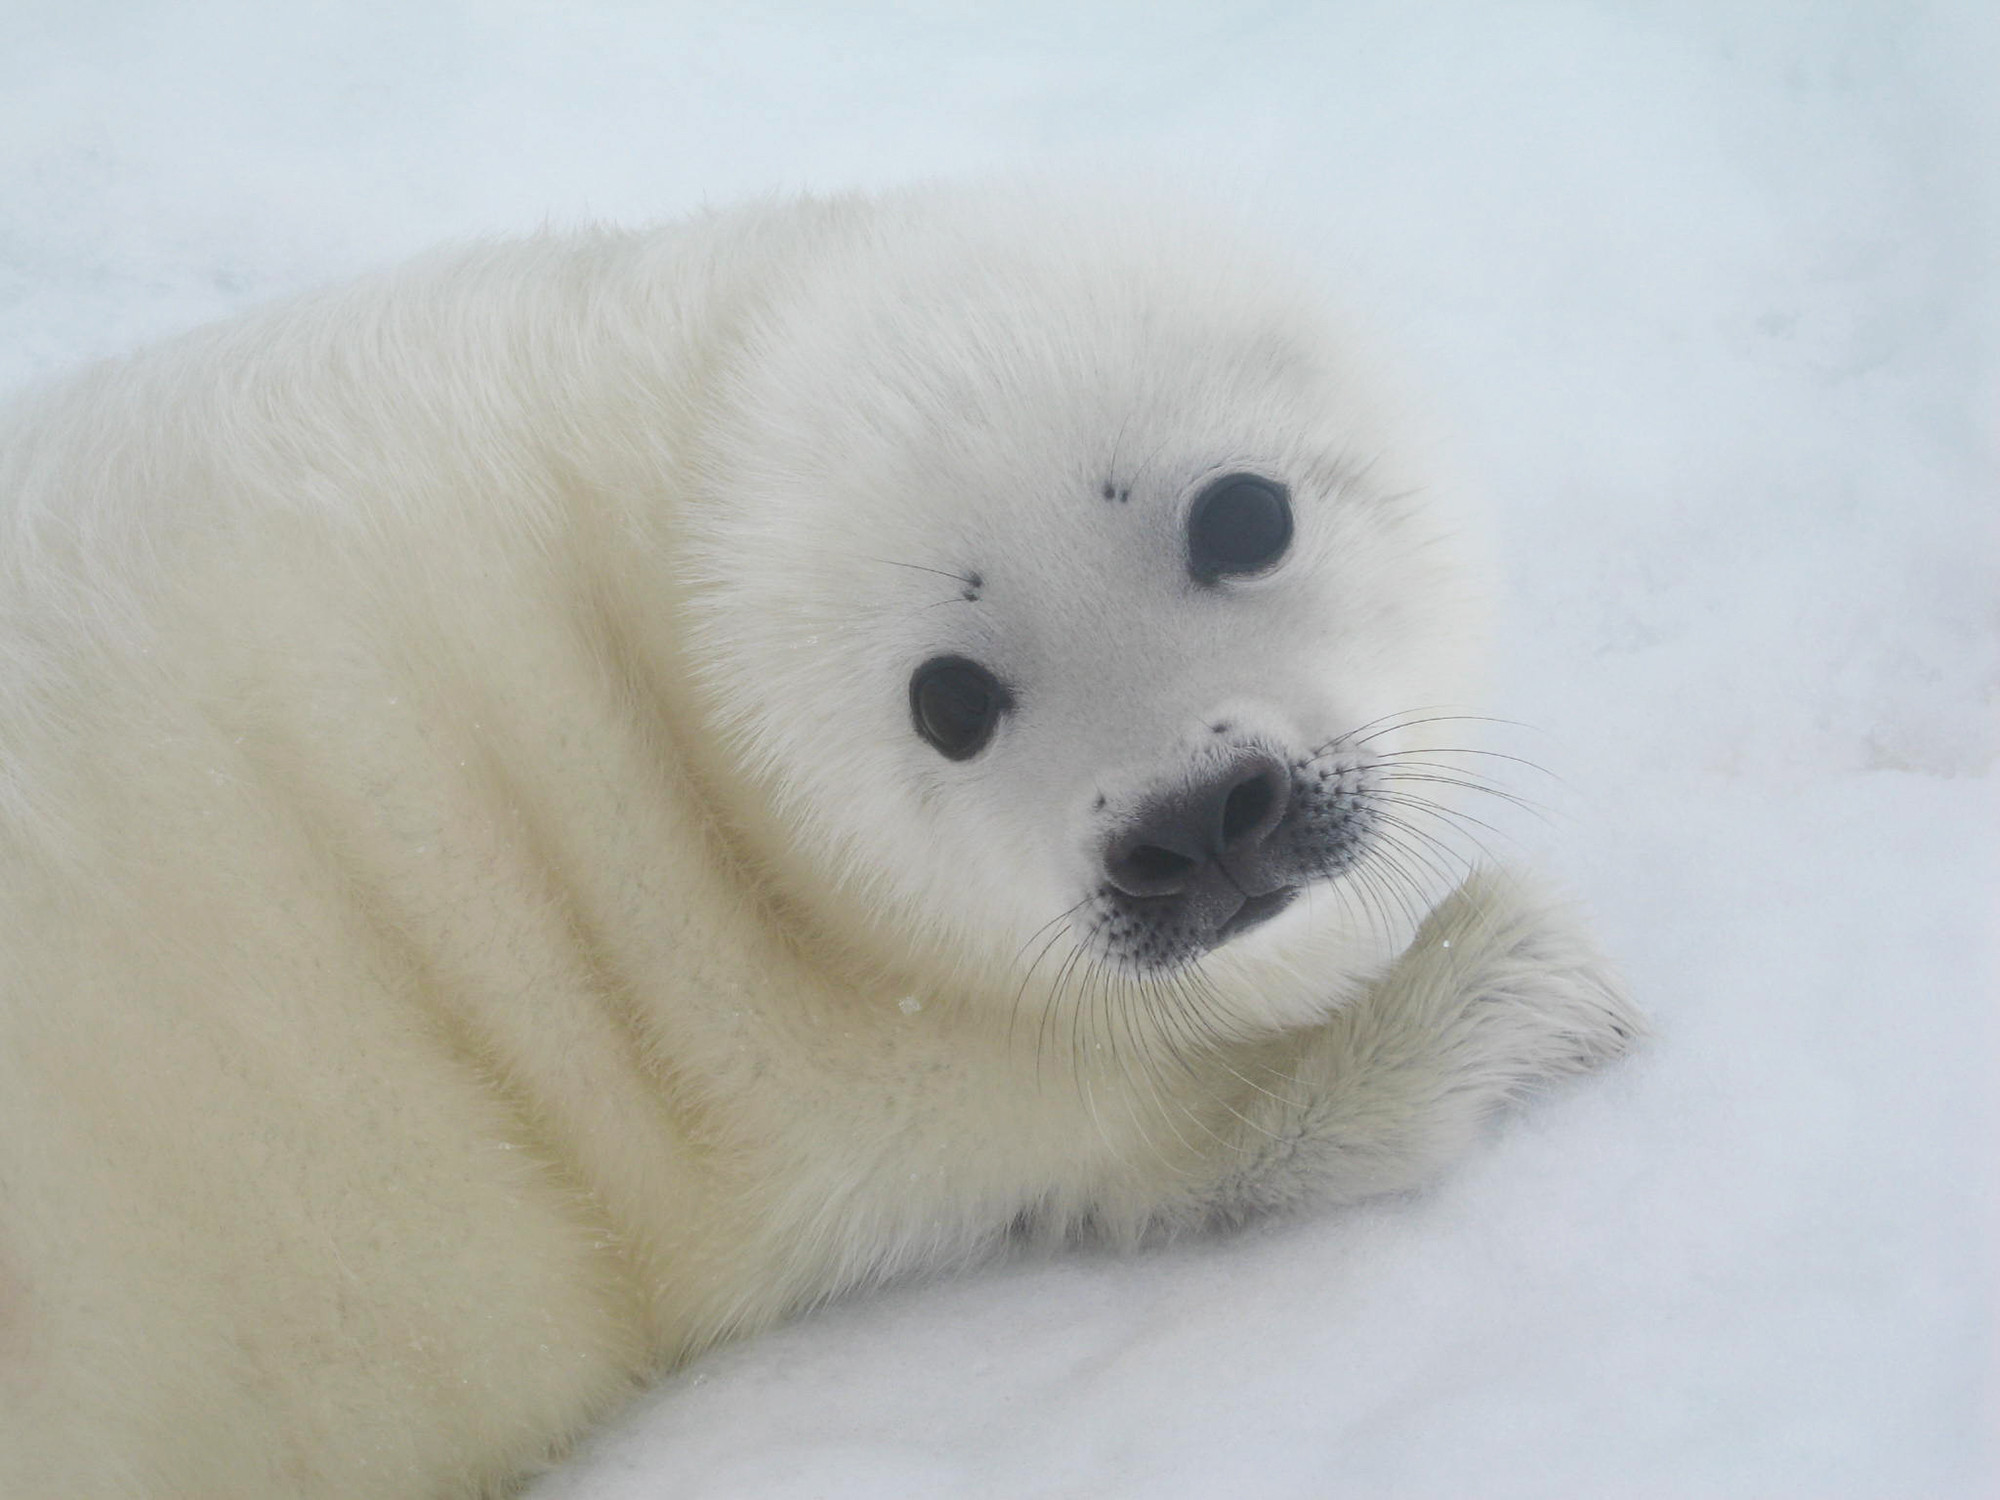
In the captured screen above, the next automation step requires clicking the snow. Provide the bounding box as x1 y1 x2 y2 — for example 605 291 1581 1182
4 2 1993 1495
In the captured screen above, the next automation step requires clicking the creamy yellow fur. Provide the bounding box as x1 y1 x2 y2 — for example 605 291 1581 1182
0 188 1639 1498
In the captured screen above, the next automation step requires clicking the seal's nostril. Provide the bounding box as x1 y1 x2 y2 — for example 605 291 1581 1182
1220 771 1276 848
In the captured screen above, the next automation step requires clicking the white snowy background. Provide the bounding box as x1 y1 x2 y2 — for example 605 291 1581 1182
4 2 1993 1496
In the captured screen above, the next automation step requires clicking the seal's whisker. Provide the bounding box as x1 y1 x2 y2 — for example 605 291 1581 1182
856 555 980 588
1374 768 1548 818
1357 842 1433 935
1368 819 1469 898
1151 963 1214 1083
1009 899 1090 1061
1371 805 1485 878
1315 703 1462 748
1376 792 1512 876
1130 979 1242 1158
1341 855 1401 950
1345 711 1528 748
1369 756 1526 792
1040 937 1091 1097
1366 791 1517 858
1296 712 1541 779
1371 745 1559 779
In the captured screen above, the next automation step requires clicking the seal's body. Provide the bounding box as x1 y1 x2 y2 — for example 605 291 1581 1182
0 189 1638 1497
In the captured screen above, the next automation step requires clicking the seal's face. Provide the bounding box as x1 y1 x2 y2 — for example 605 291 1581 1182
902 467 1383 976
688 193 1485 1033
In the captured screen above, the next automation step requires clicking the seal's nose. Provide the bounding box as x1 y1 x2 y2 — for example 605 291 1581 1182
1102 753 1289 898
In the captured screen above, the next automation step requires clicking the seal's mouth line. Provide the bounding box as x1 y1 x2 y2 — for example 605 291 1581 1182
1215 886 1297 944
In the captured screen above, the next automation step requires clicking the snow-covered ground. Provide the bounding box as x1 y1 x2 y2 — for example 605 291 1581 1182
5 3 1992 1495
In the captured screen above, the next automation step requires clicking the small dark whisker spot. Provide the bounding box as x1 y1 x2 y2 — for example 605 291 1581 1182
867 556 980 589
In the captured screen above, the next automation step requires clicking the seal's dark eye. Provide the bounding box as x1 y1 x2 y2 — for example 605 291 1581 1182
1187 474 1293 583
910 655 1009 760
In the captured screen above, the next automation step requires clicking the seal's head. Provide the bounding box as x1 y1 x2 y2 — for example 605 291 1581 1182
684 187 1487 1038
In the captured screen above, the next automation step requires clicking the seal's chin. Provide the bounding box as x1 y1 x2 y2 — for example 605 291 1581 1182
1214 885 1298 946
